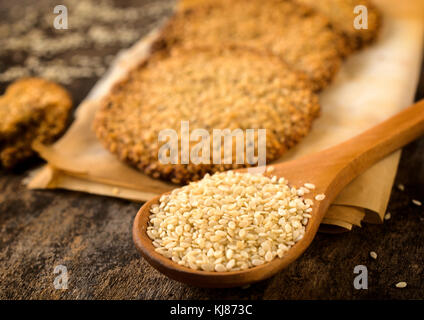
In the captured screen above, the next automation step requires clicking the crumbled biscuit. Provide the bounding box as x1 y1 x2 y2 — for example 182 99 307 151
0 78 72 168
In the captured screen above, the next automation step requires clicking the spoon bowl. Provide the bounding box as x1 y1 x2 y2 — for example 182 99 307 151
133 169 331 288
133 99 424 287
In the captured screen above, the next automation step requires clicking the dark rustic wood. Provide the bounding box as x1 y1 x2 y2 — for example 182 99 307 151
0 0 423 299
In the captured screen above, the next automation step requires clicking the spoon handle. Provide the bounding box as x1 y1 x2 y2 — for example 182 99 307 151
317 99 424 187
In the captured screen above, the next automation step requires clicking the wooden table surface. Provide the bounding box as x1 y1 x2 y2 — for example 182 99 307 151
0 0 423 300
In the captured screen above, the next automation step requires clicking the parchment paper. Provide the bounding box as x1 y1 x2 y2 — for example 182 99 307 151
28 0 424 232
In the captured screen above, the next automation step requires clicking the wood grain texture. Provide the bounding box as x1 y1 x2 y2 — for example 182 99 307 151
0 0 423 299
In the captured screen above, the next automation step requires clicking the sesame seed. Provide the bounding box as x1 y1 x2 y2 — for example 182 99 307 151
395 282 407 288
304 183 315 190
315 194 326 201
370 251 377 259
215 264 227 272
397 184 405 191
412 199 422 206
384 213 391 220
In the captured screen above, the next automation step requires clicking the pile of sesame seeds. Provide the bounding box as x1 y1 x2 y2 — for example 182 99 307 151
147 171 324 272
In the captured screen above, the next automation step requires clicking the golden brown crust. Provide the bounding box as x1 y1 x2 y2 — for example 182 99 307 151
94 47 320 184
158 0 345 91
295 0 381 55
93 0 383 184
0 78 72 168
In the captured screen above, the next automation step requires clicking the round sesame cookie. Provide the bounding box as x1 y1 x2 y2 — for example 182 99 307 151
0 78 72 168
158 0 345 91
94 48 320 184
295 0 381 54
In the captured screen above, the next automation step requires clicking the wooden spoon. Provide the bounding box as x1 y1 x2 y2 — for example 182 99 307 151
133 99 424 288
